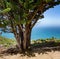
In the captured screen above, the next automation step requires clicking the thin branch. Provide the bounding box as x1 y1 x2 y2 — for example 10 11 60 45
43 1 60 13
27 3 45 24
31 15 43 29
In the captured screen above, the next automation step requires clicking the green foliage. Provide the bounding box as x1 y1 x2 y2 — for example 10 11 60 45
0 0 60 24
0 8 11 13
0 19 10 28
32 38 60 47
32 37 60 44
45 0 52 2
6 2 12 8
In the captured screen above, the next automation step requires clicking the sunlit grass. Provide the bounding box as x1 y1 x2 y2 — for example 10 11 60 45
0 36 16 47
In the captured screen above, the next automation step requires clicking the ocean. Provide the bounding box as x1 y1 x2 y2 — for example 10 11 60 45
0 27 60 40
31 27 60 40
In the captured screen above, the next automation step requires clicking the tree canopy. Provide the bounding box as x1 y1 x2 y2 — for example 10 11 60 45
0 0 60 32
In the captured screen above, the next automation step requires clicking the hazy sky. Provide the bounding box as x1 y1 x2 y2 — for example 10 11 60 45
35 5 60 28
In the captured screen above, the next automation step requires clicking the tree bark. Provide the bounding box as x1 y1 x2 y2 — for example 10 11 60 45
14 24 31 51
15 33 21 49
23 24 31 50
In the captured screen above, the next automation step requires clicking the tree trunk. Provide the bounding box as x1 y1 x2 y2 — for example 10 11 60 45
23 28 31 50
15 25 31 51
15 33 21 50
23 24 31 50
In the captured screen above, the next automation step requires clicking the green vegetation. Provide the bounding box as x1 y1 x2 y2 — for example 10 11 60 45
31 37 60 47
0 36 60 48
0 36 16 47
32 37 60 44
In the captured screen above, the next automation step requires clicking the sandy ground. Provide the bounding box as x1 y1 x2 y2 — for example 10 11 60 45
0 50 60 59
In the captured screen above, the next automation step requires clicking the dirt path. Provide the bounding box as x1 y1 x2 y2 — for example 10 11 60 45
0 46 60 59
0 51 60 59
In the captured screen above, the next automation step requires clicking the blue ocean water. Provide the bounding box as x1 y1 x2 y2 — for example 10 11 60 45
31 27 60 40
0 27 60 40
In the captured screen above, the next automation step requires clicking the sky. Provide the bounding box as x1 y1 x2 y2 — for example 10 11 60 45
34 5 60 28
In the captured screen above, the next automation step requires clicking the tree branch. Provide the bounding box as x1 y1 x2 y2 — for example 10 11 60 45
31 15 44 29
43 1 60 13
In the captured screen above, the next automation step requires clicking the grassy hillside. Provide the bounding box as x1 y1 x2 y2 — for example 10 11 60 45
0 36 60 47
31 37 60 47
0 36 16 47
32 37 60 43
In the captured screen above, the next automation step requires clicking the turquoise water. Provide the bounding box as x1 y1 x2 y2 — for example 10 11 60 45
0 27 60 40
31 27 60 40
